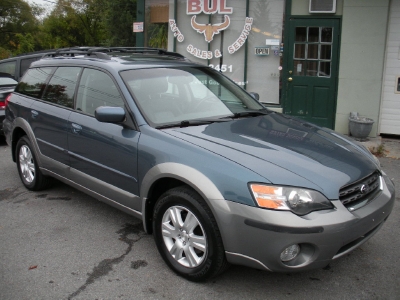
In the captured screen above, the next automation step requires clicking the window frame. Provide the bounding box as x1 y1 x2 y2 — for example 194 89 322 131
41 66 83 109
75 67 127 116
73 66 138 131
14 67 56 100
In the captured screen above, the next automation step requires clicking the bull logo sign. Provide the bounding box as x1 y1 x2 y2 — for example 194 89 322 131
191 15 230 43
169 0 253 60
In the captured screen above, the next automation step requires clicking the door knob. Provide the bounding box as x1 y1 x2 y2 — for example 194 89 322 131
288 77 293 82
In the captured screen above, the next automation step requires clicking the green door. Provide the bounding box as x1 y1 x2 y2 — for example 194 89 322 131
283 18 340 129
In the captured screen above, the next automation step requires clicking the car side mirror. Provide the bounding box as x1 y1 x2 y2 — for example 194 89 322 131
249 92 260 101
95 106 126 123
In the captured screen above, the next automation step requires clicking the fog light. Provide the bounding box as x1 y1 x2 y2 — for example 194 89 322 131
280 244 300 262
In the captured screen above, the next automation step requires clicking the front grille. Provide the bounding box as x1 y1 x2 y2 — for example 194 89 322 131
339 171 381 209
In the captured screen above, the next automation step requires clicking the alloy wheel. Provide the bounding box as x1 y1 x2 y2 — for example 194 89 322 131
161 205 207 268
19 145 35 183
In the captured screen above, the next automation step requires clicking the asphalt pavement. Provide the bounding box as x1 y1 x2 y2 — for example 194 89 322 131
0 137 399 300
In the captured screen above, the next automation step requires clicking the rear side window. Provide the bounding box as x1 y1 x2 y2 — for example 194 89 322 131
15 67 54 99
0 61 16 78
42 67 81 108
76 68 124 116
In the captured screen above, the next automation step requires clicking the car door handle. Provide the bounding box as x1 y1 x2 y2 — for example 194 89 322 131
31 110 39 119
71 123 82 134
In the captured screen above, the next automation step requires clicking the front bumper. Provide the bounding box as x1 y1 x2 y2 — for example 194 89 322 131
211 176 395 272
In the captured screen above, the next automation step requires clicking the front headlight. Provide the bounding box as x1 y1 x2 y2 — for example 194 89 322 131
249 184 334 215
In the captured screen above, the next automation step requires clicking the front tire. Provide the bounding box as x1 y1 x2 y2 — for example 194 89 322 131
153 186 228 281
16 136 51 191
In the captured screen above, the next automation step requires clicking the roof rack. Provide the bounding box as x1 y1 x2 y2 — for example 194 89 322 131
42 50 111 60
104 47 187 59
15 46 92 57
40 47 186 61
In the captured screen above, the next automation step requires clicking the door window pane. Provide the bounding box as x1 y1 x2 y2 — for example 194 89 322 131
320 45 332 60
294 44 306 59
319 62 331 77
295 27 307 42
306 61 318 77
76 69 124 116
321 27 333 43
294 60 305 76
43 67 81 108
292 25 333 78
308 27 319 42
308 44 319 59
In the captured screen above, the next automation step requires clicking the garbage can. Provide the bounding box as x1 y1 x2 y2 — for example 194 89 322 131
348 112 374 141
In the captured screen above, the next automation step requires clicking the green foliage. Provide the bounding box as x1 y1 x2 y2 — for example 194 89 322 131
0 47 11 60
148 23 168 49
370 144 386 157
0 0 144 56
104 0 137 46
42 0 108 47
40 0 138 48
15 33 35 54
0 0 41 55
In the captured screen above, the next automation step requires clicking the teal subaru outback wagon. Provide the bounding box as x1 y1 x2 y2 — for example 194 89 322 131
3 47 395 281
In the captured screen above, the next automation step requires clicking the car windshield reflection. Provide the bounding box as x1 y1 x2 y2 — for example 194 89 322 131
120 67 265 127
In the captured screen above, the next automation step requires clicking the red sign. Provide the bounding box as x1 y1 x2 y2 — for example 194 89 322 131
187 0 233 15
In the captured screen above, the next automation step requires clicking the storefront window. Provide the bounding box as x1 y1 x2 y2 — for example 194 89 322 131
150 0 285 105
246 0 285 104
145 0 169 48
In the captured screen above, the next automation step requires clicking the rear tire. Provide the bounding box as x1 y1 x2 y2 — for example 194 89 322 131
153 186 228 281
16 136 51 191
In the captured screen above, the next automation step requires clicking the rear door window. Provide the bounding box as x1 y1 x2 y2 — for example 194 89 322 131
15 67 55 99
42 67 81 108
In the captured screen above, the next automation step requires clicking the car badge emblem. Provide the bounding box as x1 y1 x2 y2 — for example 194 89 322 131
360 184 368 194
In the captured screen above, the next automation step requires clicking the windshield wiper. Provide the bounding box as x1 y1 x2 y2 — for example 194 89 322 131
231 109 271 119
155 118 230 129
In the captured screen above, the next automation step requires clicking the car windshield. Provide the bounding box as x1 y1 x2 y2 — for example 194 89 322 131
120 67 265 127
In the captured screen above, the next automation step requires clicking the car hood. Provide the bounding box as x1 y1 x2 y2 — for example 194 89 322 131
164 113 378 199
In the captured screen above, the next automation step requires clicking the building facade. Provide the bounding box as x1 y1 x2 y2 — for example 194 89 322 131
137 0 398 136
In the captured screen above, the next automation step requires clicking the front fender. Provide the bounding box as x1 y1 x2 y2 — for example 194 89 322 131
140 162 227 233
141 162 224 201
